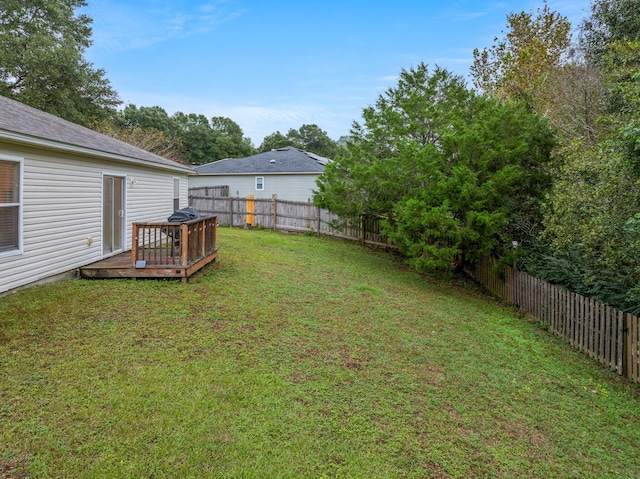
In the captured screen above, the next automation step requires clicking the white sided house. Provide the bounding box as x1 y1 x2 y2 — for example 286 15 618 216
189 147 329 202
0 95 193 295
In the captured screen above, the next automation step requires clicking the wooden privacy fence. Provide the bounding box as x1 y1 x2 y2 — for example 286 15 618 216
189 186 229 198
467 257 640 383
188 191 395 249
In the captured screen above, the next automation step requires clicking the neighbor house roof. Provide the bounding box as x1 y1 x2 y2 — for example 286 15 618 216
194 147 329 175
0 95 193 173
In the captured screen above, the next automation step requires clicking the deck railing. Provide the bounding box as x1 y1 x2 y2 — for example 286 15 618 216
131 215 218 268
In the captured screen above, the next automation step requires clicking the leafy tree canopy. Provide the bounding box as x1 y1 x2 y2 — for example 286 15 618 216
98 120 185 163
471 0 571 112
210 116 254 158
286 124 339 158
0 0 120 126
581 0 640 62
259 124 339 158
123 104 174 133
259 131 291 152
120 105 255 164
511 1 640 313
315 63 555 274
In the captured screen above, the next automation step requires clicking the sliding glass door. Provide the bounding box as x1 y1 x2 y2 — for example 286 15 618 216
103 175 125 255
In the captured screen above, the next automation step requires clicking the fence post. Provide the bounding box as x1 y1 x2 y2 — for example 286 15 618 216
616 310 623 374
623 313 631 379
272 195 278 230
624 313 640 382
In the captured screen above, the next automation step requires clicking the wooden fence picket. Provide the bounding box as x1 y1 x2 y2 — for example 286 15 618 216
465 252 639 384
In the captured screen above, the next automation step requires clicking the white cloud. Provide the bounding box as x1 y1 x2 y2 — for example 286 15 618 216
83 0 246 53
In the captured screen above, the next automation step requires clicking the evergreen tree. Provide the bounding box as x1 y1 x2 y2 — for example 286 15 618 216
315 63 554 274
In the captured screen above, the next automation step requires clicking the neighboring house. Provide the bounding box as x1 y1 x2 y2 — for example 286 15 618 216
0 95 194 295
189 146 329 202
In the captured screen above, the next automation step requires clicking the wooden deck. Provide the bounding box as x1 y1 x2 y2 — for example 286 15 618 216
80 215 218 282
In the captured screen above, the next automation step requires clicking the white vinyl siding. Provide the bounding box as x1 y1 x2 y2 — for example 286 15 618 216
189 173 320 202
0 145 189 294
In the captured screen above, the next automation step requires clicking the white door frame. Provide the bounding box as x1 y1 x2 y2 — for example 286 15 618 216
102 173 126 257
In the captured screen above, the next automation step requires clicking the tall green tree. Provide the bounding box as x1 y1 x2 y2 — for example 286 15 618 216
259 131 292 152
286 124 338 158
210 116 254 159
471 0 571 112
0 0 120 126
120 105 255 163
315 63 554 274
171 112 218 165
519 2 640 313
123 104 174 134
532 135 640 313
315 65 471 218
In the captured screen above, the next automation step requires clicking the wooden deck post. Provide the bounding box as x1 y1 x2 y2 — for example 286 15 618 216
200 219 206 257
180 223 188 267
131 223 139 267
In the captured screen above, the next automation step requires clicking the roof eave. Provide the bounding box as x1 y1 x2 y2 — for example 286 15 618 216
0 129 194 174
194 171 323 176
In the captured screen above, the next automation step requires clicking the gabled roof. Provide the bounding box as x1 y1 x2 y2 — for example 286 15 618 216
194 146 329 175
0 95 192 173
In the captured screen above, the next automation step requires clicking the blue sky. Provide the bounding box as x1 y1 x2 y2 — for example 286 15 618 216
82 0 590 146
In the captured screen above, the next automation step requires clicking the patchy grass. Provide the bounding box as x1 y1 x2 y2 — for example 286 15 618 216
1 227 639 478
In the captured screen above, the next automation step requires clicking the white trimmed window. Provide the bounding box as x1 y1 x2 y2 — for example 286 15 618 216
255 176 264 191
173 177 180 211
0 156 23 256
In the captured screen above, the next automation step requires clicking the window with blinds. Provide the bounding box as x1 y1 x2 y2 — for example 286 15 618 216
0 158 21 254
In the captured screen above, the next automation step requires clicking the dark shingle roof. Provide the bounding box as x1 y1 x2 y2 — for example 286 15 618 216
0 95 192 173
194 147 329 175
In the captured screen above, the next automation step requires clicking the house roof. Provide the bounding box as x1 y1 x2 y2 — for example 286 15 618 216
0 95 193 173
194 147 329 175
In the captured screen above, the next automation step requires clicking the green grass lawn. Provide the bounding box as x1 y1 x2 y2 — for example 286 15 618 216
1 228 639 478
